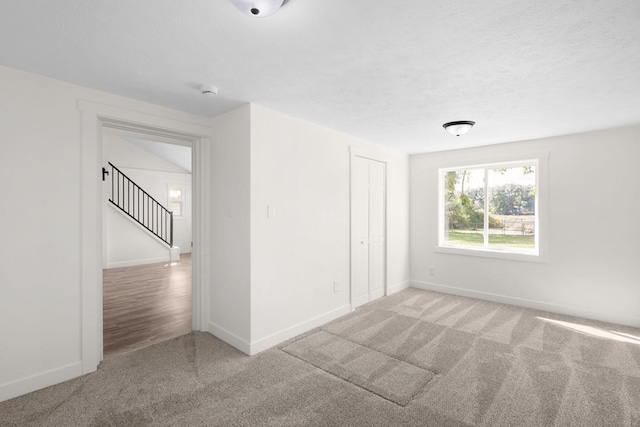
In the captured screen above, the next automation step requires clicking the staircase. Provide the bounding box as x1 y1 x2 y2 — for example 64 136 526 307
104 162 174 248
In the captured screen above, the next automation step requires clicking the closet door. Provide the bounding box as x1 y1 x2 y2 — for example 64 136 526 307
351 154 386 309
351 155 371 307
368 159 386 301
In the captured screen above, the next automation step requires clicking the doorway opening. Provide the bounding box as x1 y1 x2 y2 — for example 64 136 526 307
101 129 194 357
80 101 212 372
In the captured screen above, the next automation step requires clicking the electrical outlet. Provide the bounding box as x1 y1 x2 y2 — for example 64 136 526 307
333 280 339 293
429 267 436 276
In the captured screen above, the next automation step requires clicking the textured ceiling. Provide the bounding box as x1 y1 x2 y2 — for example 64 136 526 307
2 0 639 153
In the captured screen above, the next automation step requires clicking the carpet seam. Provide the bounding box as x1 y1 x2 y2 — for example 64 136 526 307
279 348 421 407
280 331 437 407
319 328 442 376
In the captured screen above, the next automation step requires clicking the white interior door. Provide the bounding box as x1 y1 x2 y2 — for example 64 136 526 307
352 156 371 307
368 159 386 301
351 153 386 309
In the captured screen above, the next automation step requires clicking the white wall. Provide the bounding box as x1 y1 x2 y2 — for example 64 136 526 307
410 126 640 327
103 134 192 267
205 104 410 355
0 66 406 400
248 104 410 353
0 66 210 402
208 105 252 352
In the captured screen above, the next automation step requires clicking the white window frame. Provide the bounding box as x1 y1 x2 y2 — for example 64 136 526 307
168 184 186 218
437 153 548 263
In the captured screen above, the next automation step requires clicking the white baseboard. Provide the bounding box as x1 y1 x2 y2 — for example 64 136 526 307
0 362 82 403
207 322 251 355
410 280 640 328
248 304 351 356
105 256 170 269
387 280 410 295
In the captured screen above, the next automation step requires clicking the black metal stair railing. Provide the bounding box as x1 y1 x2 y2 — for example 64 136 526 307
105 162 173 247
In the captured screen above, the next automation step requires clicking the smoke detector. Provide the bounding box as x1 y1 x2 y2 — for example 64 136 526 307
200 85 218 97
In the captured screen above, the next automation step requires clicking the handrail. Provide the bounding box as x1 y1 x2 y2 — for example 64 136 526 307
106 162 173 247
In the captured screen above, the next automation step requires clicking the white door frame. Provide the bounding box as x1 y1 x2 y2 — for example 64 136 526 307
80 100 212 373
349 147 388 311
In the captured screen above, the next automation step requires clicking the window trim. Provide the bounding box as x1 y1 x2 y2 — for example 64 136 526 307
436 152 548 263
168 184 186 218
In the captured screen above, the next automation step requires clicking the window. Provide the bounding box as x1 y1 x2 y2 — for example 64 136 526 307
168 185 184 217
439 158 543 259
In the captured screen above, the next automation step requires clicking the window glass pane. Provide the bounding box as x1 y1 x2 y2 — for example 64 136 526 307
168 186 182 216
439 160 541 258
444 168 485 247
486 166 536 250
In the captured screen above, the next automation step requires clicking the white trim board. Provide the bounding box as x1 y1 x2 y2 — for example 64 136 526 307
207 323 252 355
205 304 353 357
349 146 389 163
387 280 411 295
410 280 640 328
105 257 171 269
245 304 351 356
0 363 82 403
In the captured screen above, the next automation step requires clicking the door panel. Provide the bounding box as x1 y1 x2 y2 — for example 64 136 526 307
351 154 386 309
368 160 386 298
353 238 370 306
353 156 370 242
352 156 370 305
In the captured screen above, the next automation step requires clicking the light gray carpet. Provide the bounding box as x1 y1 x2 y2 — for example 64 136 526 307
282 330 435 406
2 288 640 426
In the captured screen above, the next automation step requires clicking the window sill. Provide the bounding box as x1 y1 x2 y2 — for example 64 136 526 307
435 245 546 263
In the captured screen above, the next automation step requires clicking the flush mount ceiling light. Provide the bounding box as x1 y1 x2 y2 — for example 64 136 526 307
443 120 475 136
229 0 285 17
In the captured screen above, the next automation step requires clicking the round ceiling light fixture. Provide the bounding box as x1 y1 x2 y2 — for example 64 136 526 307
443 120 475 136
229 0 285 17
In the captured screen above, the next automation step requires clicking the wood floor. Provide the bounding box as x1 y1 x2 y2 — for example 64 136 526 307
103 254 192 358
